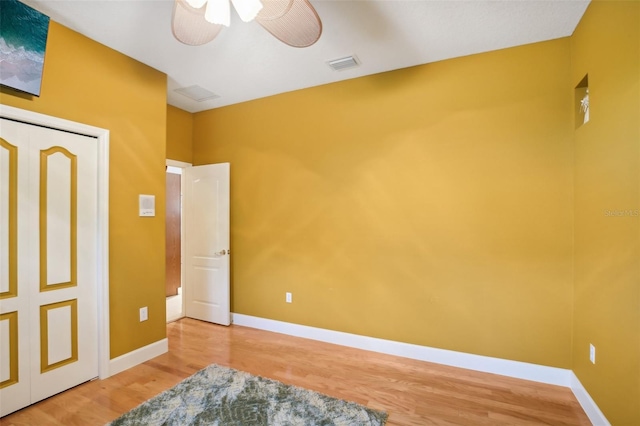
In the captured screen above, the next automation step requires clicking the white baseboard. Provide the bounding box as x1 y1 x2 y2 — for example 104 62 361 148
571 372 610 425
231 314 571 387
108 338 169 377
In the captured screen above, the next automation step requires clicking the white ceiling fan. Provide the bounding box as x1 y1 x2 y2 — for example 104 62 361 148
172 0 322 47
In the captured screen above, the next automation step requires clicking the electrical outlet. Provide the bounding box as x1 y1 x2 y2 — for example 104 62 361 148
140 306 148 322
286 292 292 303
589 343 596 364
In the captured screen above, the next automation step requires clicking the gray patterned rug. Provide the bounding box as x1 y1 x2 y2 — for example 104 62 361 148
107 364 388 426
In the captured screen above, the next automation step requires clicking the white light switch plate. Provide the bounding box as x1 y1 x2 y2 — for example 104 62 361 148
140 307 148 322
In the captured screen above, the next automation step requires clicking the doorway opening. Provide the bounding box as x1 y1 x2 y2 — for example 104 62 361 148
164 160 231 325
165 160 190 322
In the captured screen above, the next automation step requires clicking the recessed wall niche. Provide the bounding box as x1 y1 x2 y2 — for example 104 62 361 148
575 74 589 128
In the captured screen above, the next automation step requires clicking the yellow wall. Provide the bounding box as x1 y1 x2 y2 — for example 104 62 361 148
0 22 168 358
167 105 193 163
3 5 635 421
193 38 575 368
571 2 640 424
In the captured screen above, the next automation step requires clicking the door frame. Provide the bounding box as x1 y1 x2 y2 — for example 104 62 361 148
0 104 111 380
166 159 191 321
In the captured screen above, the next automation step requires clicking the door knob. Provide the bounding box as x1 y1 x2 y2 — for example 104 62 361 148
215 249 227 256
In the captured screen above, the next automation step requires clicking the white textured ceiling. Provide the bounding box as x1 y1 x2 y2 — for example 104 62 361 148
23 0 590 113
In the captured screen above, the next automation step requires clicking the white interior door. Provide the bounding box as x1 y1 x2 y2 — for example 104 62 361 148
183 163 230 326
0 119 99 416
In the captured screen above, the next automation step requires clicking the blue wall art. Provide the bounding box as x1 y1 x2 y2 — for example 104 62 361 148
0 0 50 96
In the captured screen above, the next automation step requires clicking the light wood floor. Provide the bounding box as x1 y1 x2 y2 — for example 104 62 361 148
1 318 591 426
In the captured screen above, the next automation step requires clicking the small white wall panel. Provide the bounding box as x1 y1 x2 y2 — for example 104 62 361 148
0 317 10 383
46 305 72 365
193 265 221 306
0 148 9 294
46 153 72 286
0 141 15 296
192 178 219 255
0 311 18 389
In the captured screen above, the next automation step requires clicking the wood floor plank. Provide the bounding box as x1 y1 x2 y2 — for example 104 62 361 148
0 318 591 425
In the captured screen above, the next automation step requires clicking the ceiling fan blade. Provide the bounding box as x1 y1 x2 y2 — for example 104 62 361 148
256 0 322 48
172 0 223 46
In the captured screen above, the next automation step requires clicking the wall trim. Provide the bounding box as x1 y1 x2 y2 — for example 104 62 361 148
109 338 168 377
571 372 610 425
233 314 610 421
166 159 192 168
0 105 111 380
232 313 572 386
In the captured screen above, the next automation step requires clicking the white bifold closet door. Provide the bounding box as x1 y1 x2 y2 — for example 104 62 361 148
0 118 99 417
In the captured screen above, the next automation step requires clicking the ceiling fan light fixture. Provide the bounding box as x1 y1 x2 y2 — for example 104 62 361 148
231 0 263 22
173 0 223 46
205 0 231 26
172 0 321 48
185 0 207 8
255 0 322 47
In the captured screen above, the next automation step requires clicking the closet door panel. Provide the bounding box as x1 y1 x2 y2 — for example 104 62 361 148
0 119 99 416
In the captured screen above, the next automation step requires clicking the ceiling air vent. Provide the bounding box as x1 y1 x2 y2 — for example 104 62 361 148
174 85 220 102
327 55 359 71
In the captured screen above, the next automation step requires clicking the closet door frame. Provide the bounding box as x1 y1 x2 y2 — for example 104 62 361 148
0 104 110 380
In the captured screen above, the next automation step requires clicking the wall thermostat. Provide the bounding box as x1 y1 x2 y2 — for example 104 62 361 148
139 194 155 217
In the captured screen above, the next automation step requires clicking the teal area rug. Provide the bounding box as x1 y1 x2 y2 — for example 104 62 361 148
107 364 388 426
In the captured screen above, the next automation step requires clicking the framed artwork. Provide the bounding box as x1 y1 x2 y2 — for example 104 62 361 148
0 0 50 96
